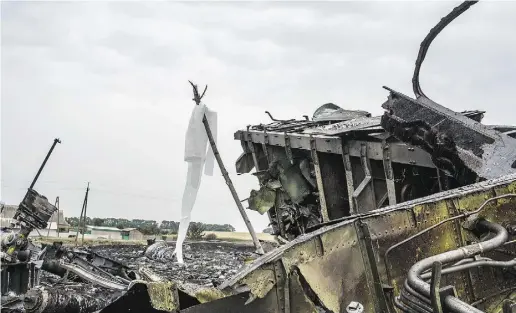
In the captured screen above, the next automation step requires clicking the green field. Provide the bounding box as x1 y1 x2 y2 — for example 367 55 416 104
33 231 275 246
204 231 274 241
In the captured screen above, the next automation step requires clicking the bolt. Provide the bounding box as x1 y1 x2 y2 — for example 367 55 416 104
23 290 42 312
347 301 364 313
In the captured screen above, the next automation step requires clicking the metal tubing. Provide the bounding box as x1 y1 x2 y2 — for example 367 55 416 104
30 138 61 190
404 280 431 305
24 286 108 313
385 194 516 281
444 295 485 313
394 296 414 313
420 258 516 279
407 219 508 312
59 262 128 291
400 290 433 313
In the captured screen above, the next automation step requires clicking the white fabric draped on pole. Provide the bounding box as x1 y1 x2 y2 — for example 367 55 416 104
174 103 217 264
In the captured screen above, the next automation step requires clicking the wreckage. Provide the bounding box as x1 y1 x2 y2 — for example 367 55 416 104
204 1 516 312
238 1 516 241
3 1 516 313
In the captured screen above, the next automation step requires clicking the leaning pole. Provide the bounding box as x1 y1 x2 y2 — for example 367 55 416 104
189 81 264 255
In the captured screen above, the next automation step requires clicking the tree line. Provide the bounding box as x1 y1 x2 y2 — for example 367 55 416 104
64 217 235 235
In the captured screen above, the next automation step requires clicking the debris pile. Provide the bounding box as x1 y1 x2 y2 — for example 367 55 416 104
4 1 516 313
95 241 259 287
1 241 260 313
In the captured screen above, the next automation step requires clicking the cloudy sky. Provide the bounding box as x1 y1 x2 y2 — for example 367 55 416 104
2 1 515 232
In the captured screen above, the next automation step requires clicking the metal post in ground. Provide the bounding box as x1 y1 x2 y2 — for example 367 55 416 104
46 197 60 237
56 197 60 238
75 182 90 246
188 81 264 255
81 183 90 246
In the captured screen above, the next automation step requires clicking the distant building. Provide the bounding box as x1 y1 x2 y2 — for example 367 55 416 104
0 204 18 227
85 225 122 239
48 210 71 232
0 203 144 241
85 225 143 240
0 204 70 232
120 228 144 240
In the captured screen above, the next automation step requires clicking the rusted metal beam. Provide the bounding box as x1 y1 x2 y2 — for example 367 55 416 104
352 143 376 212
341 141 356 214
246 127 260 172
284 132 293 164
262 130 271 166
382 140 397 206
310 136 329 223
235 130 435 168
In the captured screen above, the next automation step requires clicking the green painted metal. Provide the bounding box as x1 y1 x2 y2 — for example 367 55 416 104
217 174 516 313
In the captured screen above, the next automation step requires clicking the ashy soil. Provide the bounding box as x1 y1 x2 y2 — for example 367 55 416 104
90 241 260 286
4 241 269 313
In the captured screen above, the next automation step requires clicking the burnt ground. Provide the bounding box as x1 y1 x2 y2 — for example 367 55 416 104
3 241 272 312
28 241 264 310
90 241 261 286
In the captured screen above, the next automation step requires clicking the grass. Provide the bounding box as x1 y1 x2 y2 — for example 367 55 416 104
161 231 274 242
32 231 275 246
204 231 275 242
32 237 146 246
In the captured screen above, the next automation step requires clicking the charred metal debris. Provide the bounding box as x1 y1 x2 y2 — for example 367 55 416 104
4 1 516 313
237 1 516 242
0 139 260 313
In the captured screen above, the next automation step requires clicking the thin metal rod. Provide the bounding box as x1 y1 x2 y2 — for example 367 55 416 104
470 286 516 307
75 201 85 246
75 182 90 246
430 261 443 313
56 197 60 238
46 197 60 237
189 81 264 254
81 183 90 246
30 138 61 190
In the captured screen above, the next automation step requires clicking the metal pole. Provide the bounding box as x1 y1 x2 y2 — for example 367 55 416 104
189 81 264 255
30 138 61 190
75 199 85 246
46 196 59 238
81 184 90 246
75 183 89 246
56 197 60 238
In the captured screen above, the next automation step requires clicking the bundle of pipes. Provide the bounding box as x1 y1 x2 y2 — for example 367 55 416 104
24 287 109 313
395 219 513 313
144 241 178 261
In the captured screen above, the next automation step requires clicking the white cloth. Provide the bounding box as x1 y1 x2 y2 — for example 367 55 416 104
174 103 217 264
